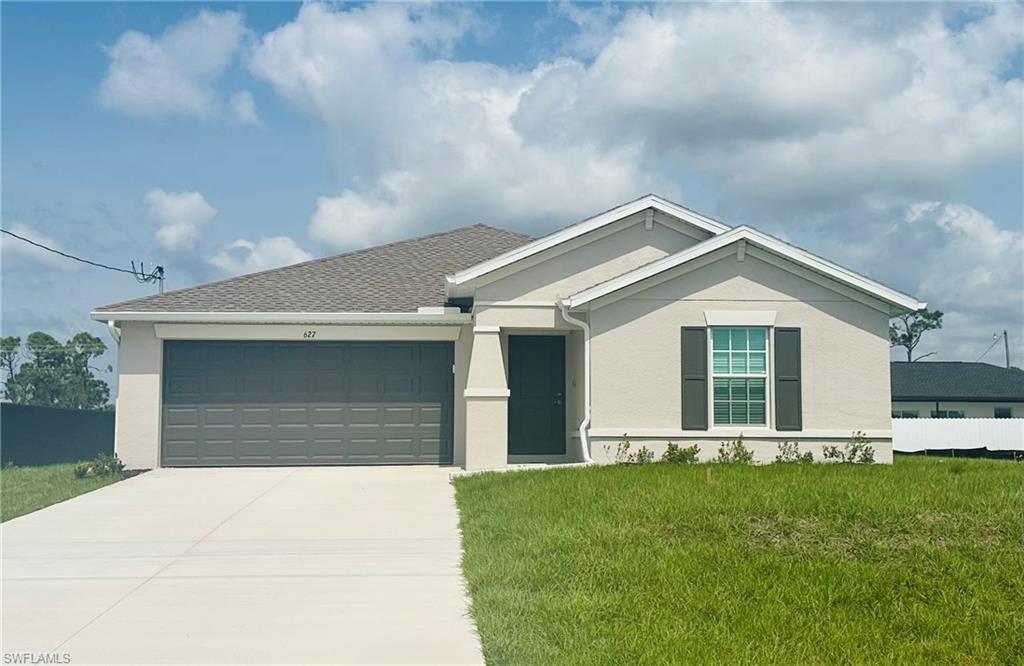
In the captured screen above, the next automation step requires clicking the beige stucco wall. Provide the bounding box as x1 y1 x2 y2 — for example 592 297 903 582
463 216 713 466
588 251 893 445
114 321 163 469
892 401 1023 418
476 216 704 303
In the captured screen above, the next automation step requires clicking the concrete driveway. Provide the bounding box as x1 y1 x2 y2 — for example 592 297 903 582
1 467 483 664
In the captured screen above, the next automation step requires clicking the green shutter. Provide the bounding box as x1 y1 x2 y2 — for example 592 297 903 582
681 327 708 430
774 328 802 431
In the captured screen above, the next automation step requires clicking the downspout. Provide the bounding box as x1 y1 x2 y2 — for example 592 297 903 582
106 320 121 345
559 301 594 464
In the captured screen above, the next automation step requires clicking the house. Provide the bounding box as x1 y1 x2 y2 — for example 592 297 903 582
891 361 1024 419
92 195 925 470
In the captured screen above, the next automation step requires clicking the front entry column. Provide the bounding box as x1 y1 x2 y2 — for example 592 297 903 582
463 326 509 470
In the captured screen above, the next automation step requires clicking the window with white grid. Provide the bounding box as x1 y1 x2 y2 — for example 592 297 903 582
712 327 768 426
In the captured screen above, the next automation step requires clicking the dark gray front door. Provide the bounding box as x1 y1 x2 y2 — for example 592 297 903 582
161 341 453 466
508 335 566 455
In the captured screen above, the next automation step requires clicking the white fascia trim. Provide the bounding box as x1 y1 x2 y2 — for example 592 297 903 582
90 311 473 325
446 195 730 288
562 226 926 314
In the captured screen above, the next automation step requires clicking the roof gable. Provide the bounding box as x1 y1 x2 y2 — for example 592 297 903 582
446 194 729 291
563 226 925 315
93 224 532 316
892 362 1024 401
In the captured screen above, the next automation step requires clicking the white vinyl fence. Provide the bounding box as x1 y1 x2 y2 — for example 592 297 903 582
892 418 1024 453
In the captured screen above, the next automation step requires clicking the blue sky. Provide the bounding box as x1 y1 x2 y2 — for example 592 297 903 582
2 2 1022 391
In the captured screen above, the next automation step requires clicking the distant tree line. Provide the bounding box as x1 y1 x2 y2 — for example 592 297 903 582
0 331 112 410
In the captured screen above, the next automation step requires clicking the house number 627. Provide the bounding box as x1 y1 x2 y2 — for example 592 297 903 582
303 330 316 339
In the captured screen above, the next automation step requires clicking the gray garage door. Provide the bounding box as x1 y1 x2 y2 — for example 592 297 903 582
161 341 453 466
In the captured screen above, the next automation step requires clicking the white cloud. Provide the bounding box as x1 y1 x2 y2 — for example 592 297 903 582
144 189 217 251
98 10 249 120
250 3 671 248
0 223 78 270
801 201 1024 366
244 2 1021 362
517 3 1023 213
229 90 260 125
209 237 313 275
250 3 1021 245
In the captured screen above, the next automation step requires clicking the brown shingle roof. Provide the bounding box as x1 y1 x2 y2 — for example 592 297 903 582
95 224 532 313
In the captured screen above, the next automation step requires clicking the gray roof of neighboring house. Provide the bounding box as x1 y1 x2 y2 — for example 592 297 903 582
891 361 1024 402
95 224 533 313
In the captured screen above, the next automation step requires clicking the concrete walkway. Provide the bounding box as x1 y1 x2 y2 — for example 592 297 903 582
1 467 483 664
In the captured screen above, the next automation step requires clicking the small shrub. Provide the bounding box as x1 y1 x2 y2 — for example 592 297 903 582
611 434 654 464
93 452 126 476
822 431 875 464
630 446 655 465
72 453 125 479
716 434 754 464
662 442 701 464
774 441 814 464
612 434 633 464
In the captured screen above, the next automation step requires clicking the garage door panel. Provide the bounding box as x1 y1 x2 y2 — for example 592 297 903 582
162 341 453 466
347 373 379 397
384 406 415 426
165 407 199 427
420 406 442 425
277 372 310 396
240 407 273 427
419 374 448 396
167 342 203 363
383 373 415 395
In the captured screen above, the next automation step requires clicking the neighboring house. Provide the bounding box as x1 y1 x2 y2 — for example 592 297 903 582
891 361 1024 419
92 195 924 470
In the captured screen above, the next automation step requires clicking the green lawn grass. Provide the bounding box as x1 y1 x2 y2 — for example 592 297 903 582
1 463 127 522
454 458 1024 664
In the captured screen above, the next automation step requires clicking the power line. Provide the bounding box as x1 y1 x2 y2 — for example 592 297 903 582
976 336 1000 362
1 227 164 290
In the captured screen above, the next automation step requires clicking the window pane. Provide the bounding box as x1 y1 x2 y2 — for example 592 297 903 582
714 402 730 425
749 328 766 350
748 379 765 401
730 328 748 350
713 378 729 400
731 352 747 374
713 352 730 374
748 401 766 424
732 402 748 424
749 352 766 374
730 379 747 401
713 328 730 350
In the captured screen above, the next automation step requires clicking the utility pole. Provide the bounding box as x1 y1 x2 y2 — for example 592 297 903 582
1004 330 1010 368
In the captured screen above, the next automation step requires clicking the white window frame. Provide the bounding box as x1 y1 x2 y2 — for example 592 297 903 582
707 326 772 429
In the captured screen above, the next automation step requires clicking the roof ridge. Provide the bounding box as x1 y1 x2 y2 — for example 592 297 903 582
98 223 529 311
